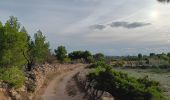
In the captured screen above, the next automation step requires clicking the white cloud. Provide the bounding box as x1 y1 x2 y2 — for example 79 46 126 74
0 0 170 55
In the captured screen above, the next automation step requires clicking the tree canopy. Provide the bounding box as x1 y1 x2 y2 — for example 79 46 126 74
0 16 28 67
54 46 67 63
93 53 105 61
0 16 49 71
68 50 93 63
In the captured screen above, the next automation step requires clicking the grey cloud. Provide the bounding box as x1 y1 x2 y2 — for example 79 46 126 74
109 21 151 29
90 21 151 30
89 24 106 30
157 0 170 3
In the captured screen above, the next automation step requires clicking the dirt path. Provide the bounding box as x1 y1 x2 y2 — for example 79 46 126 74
37 65 87 100
0 92 8 100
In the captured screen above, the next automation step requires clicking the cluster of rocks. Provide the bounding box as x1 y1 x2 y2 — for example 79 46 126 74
0 82 11 100
0 81 25 100
75 68 114 100
0 63 81 100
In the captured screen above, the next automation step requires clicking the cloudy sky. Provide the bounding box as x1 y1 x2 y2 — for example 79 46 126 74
0 0 170 55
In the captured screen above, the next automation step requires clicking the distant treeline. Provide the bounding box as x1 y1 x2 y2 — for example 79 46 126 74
54 45 105 63
109 53 170 69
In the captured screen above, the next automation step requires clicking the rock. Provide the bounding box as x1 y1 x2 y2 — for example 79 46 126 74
9 89 21 100
101 92 114 100
102 97 114 100
28 94 33 100
15 94 21 100
17 86 26 92
1 82 8 89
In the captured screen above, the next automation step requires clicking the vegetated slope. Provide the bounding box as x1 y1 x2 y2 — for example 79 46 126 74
86 61 166 100
114 68 170 99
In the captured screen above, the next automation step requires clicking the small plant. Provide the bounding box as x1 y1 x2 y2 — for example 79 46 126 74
64 57 71 63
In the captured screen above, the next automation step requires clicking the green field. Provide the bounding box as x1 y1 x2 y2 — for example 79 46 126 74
114 68 170 99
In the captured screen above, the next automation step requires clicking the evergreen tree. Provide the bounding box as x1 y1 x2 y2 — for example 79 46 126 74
138 53 143 60
33 30 49 63
0 16 28 67
93 53 105 61
23 30 49 71
54 46 67 63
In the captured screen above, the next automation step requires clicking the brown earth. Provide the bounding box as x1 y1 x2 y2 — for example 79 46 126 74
0 91 9 100
35 64 88 100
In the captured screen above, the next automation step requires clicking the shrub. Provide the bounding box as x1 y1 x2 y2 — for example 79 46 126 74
63 57 71 63
0 66 25 88
159 64 170 69
86 56 94 63
113 61 125 67
87 62 166 100
90 61 107 68
68 50 93 63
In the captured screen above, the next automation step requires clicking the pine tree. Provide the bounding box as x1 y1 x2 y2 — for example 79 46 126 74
54 46 67 63
0 16 28 67
23 30 49 71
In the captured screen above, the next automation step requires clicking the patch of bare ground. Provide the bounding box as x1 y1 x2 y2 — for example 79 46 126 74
66 79 77 97
65 75 90 100
35 64 88 100
0 91 9 100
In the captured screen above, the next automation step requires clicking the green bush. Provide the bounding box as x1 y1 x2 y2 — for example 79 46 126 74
86 56 94 63
113 61 125 67
159 64 170 69
90 61 107 68
0 66 25 88
63 57 71 63
87 62 166 100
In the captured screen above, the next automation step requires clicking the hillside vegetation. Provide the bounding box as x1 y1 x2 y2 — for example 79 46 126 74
0 16 169 100
87 61 167 100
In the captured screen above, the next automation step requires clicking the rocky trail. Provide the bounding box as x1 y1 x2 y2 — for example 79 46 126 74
0 92 8 100
35 65 87 100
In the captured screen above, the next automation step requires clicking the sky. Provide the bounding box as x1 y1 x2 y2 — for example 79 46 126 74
0 0 170 56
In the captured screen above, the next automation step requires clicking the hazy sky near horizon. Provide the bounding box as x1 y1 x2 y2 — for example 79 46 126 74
1 0 170 55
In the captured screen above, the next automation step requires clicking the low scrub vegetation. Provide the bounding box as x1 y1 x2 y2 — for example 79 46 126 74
87 61 166 100
0 66 25 88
